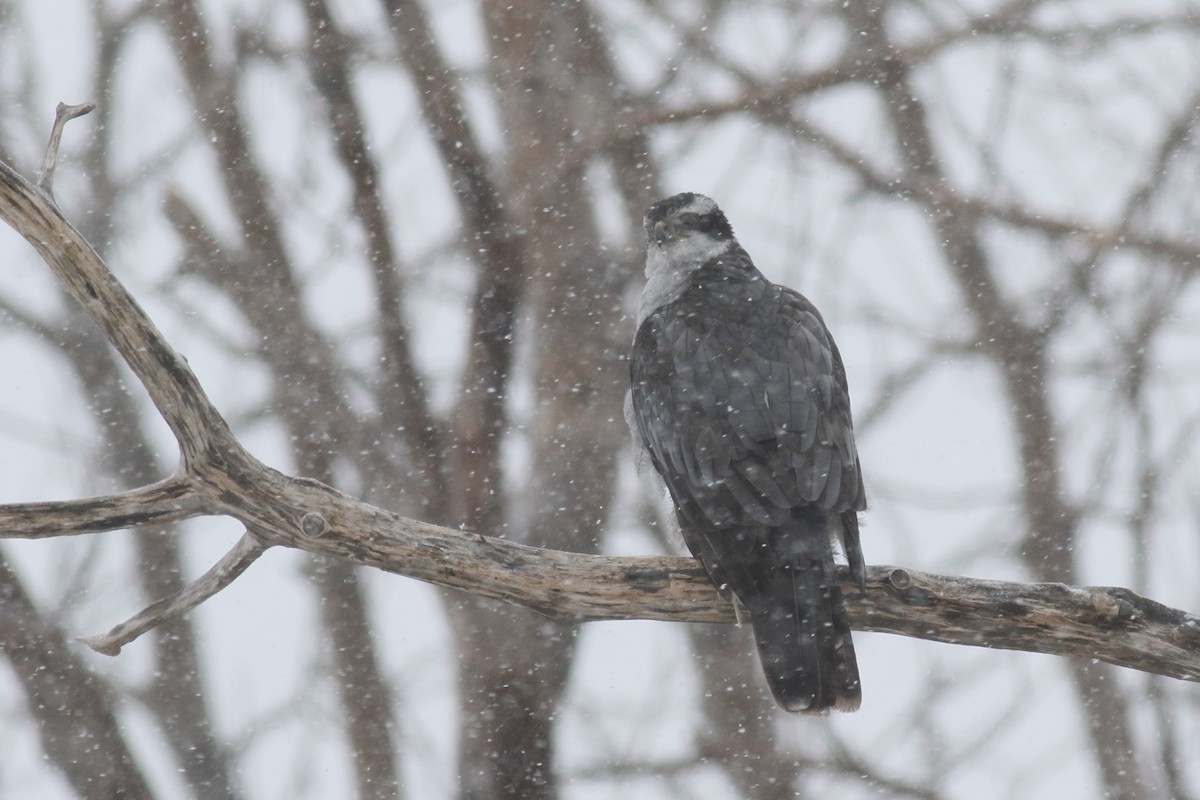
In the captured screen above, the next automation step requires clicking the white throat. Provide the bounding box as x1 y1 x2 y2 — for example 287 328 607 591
638 235 733 325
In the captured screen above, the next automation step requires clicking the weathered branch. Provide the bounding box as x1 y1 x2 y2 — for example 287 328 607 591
77 531 268 655
0 476 203 538
37 101 96 197
0 155 234 462
0 472 1197 681
3 472 1199 681
854 567 1200 681
1 124 1198 689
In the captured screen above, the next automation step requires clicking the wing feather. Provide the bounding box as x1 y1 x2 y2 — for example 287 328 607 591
629 265 864 529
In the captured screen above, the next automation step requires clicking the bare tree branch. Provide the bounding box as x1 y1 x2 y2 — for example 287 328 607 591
856 567 1200 682
78 531 267 655
0 476 203 538
3 472 1198 684
36 101 95 197
0 157 234 462
784 114 1200 268
2 476 1199 684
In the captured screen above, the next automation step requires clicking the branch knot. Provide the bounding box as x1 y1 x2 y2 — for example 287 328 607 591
300 512 328 539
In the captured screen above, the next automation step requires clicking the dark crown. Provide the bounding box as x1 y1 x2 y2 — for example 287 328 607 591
645 192 735 241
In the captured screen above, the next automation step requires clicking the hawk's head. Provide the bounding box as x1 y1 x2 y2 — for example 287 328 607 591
644 192 735 251
638 193 742 322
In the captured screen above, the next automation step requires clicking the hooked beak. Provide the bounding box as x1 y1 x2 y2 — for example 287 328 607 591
649 219 670 245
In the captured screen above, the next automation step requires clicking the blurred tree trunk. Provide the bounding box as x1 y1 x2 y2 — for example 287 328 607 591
692 623 802 800
0 554 154 800
447 3 635 797
158 2 404 796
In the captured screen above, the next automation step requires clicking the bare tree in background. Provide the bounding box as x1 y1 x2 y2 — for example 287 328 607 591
1 1 1199 799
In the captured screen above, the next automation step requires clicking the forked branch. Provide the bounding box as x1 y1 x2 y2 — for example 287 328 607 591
37 101 96 197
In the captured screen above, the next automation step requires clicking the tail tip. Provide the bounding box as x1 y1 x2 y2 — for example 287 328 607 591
771 682 861 714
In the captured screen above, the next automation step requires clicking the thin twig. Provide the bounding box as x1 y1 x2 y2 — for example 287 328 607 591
37 101 96 198
788 114 1200 266
77 531 268 655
